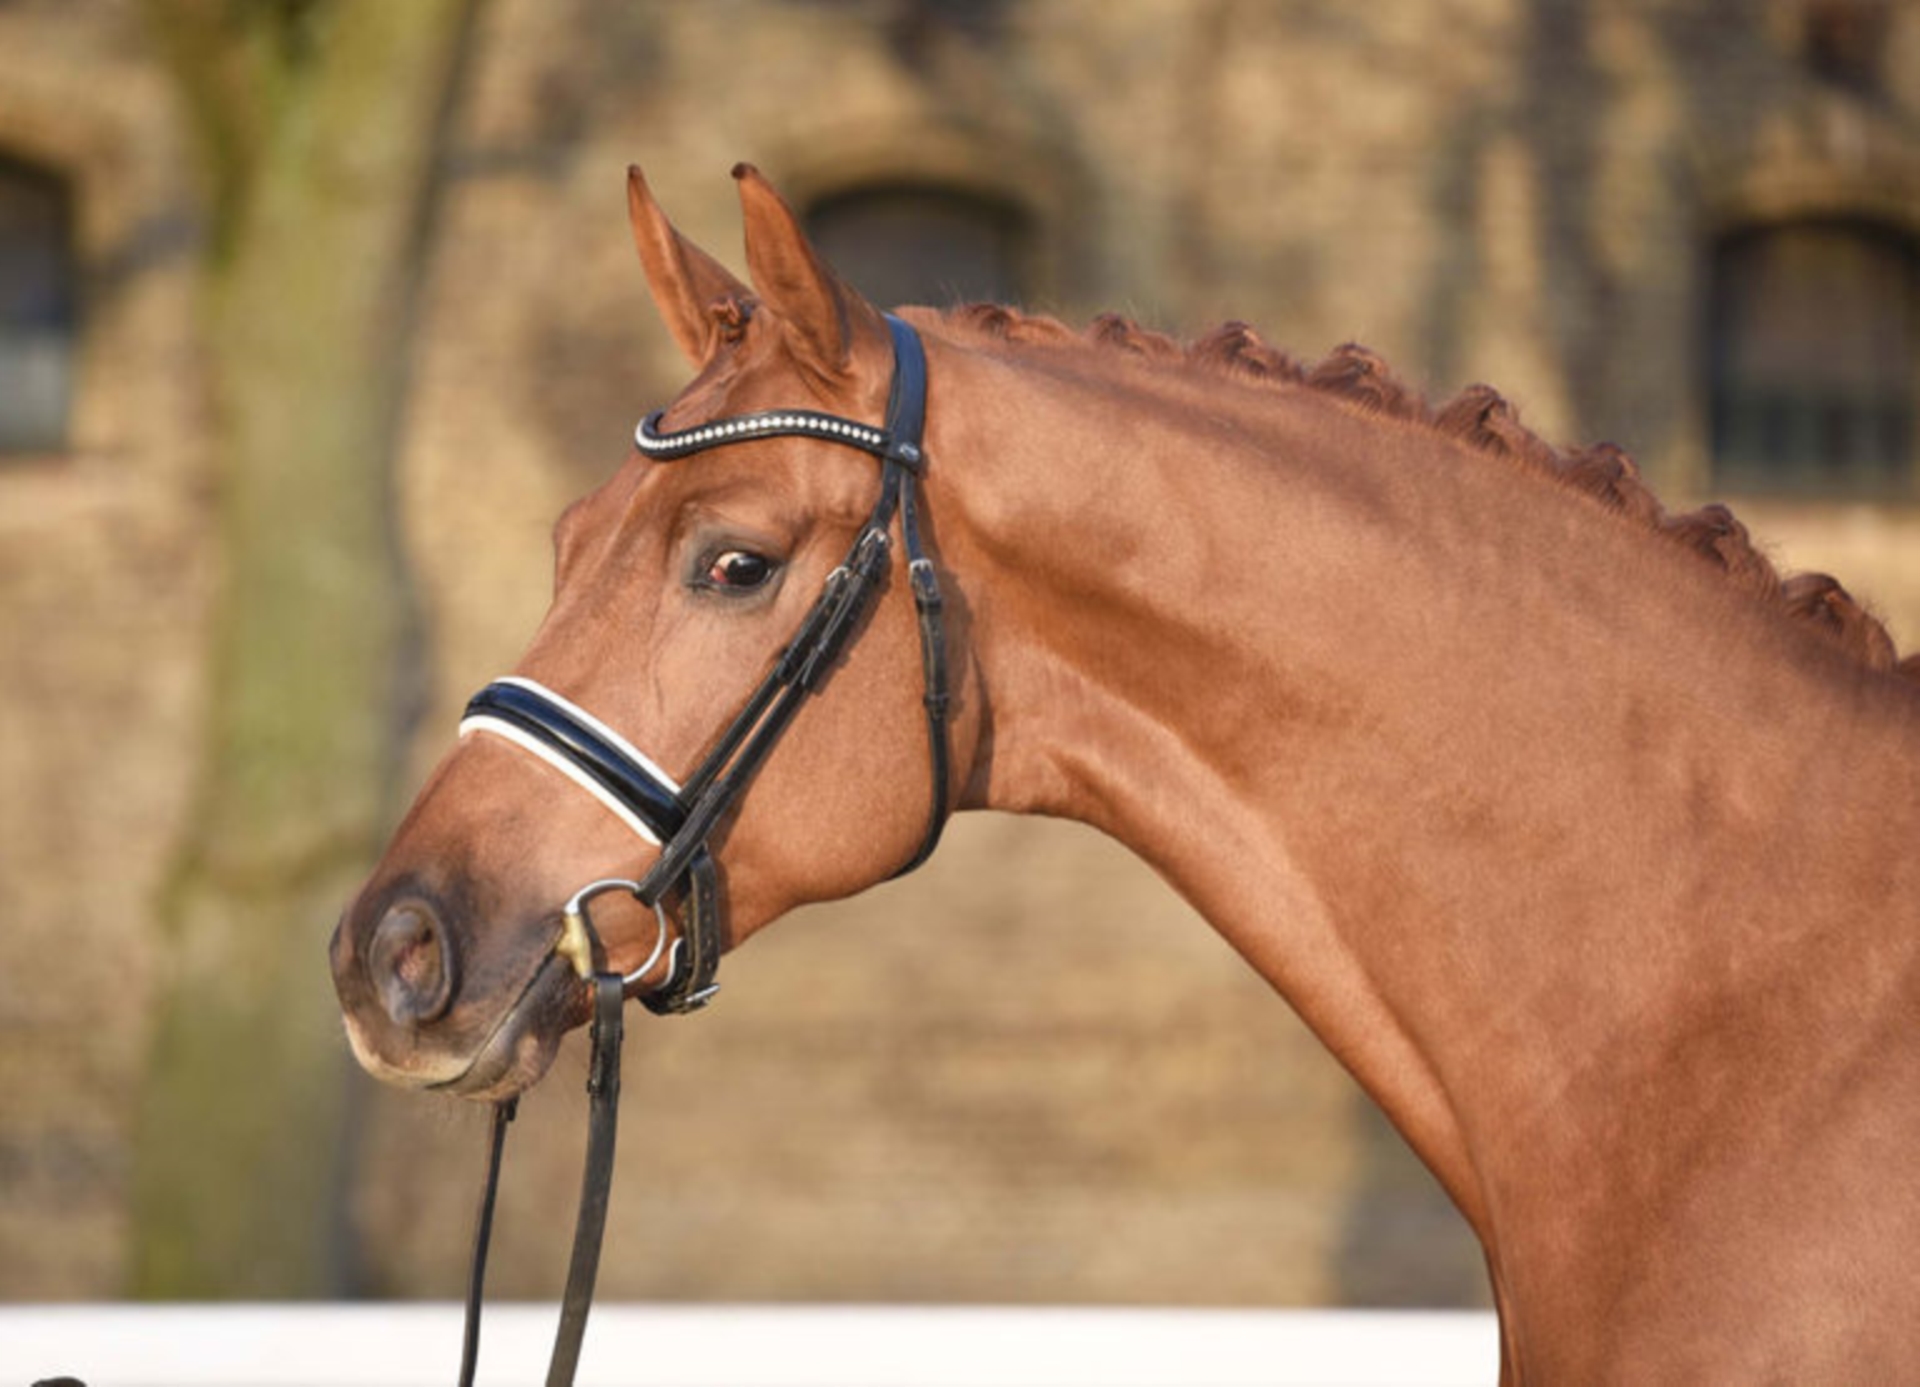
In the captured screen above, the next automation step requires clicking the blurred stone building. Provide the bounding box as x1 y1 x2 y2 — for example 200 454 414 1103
3 0 1917 1308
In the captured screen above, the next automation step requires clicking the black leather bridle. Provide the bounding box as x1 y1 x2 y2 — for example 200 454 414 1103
455 313 951 1387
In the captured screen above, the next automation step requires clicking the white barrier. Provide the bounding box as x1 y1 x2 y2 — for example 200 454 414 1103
3 1304 1497 1386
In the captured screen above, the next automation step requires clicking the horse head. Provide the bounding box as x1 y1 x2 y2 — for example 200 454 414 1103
331 166 978 1099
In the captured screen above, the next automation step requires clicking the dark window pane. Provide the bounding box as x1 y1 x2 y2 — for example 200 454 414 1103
1803 0 1889 90
806 185 1029 310
1709 221 1919 497
0 155 76 455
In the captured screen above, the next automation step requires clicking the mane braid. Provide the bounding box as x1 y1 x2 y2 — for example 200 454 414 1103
942 302 1918 685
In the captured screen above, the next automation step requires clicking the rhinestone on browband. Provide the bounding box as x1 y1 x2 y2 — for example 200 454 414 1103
635 408 888 461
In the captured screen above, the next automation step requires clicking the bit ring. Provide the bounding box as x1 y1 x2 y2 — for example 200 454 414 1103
556 877 673 987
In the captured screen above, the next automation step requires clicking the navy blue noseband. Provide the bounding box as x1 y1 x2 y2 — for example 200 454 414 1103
463 676 688 843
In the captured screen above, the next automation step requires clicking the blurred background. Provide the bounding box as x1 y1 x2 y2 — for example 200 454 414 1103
3 0 1918 1313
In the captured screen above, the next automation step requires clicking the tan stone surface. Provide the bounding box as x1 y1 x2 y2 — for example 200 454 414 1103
0 1 209 1298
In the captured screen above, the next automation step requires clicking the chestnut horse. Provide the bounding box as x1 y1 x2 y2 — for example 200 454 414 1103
332 165 1920 1382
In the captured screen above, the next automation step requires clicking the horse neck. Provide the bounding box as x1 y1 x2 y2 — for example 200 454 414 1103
927 329 1920 1244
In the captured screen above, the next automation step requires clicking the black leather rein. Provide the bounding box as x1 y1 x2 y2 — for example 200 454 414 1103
454 313 951 1387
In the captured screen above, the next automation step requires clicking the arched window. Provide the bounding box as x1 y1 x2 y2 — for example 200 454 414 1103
805 184 1030 310
0 155 76 456
1708 220 1919 497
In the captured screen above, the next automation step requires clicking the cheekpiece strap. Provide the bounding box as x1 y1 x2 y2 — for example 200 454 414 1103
879 313 929 470
641 849 721 1015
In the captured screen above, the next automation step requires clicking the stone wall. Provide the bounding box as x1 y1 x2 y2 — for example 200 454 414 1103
0 0 209 1297
3 0 1916 1307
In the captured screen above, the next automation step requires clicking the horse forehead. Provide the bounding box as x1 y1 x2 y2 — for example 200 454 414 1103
639 436 890 535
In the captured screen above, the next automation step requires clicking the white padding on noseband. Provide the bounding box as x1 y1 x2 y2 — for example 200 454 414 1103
458 675 681 848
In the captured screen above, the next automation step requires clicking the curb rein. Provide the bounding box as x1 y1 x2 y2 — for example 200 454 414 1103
455 315 950 1387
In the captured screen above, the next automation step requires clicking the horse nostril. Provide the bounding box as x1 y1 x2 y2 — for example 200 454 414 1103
368 900 455 1027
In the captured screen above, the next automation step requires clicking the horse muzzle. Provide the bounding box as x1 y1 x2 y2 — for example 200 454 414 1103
329 887 587 1099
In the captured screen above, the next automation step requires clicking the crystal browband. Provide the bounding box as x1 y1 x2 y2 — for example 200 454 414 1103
636 407 919 469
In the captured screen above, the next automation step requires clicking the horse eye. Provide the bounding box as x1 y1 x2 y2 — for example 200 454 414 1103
705 549 777 590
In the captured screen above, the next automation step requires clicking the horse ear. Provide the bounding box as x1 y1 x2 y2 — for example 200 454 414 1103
627 165 750 368
733 162 881 382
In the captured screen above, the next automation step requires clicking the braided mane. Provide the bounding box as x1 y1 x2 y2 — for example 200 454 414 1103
947 303 1919 686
